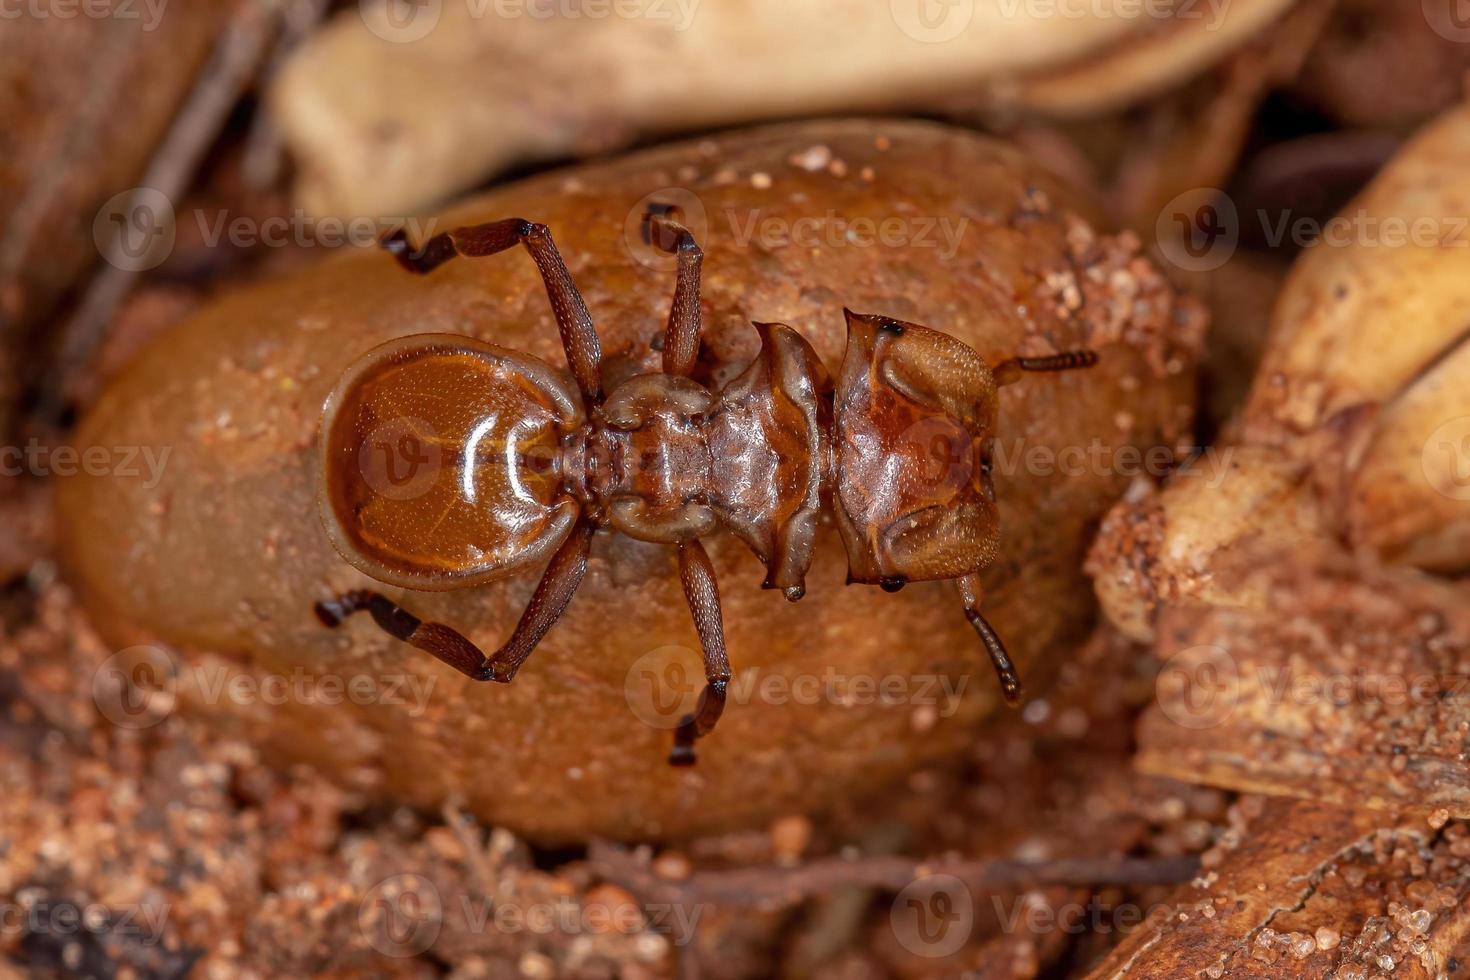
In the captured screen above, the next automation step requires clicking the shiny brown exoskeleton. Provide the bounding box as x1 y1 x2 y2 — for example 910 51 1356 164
315 210 1097 764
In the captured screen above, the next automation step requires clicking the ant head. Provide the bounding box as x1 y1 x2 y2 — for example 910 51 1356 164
318 334 584 591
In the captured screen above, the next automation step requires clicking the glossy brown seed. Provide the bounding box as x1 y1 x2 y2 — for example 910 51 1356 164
56 120 1203 841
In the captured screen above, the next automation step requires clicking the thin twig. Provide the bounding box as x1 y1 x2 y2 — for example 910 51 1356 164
243 0 331 188
441 798 496 898
587 840 1200 911
46 0 288 420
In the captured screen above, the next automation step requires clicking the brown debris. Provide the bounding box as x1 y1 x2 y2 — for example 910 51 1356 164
0 552 1228 977
1087 797 1470 979
1135 551 1470 819
0 0 238 435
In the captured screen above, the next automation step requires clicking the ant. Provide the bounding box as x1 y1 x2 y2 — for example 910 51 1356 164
314 208 1097 765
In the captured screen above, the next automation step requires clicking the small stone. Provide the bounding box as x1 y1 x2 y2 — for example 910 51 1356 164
1314 926 1340 951
583 884 642 934
519 951 555 978
787 145 832 172
652 851 691 881
770 815 812 864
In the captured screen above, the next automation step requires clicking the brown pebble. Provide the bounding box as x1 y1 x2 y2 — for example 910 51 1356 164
769 814 812 864
583 884 643 934
652 850 692 881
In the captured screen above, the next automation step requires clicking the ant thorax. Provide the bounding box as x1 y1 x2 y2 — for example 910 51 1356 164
569 312 1004 602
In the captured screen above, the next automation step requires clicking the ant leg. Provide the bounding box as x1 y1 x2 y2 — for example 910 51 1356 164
642 207 703 377
955 573 1023 706
993 350 1099 388
314 589 497 680
382 220 603 404
316 521 594 683
482 520 595 681
669 538 731 766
